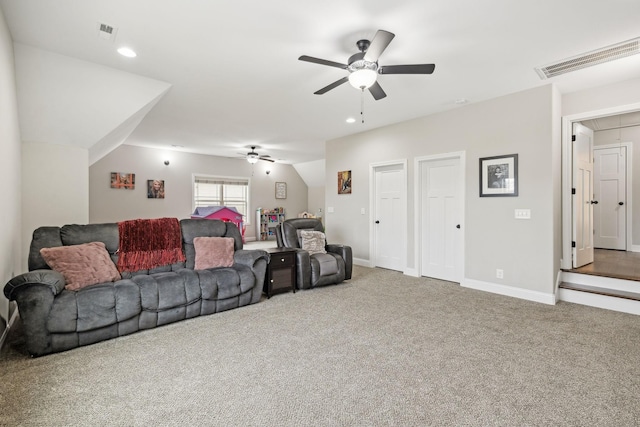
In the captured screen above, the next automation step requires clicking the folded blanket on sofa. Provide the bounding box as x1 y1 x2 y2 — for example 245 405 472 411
117 217 186 272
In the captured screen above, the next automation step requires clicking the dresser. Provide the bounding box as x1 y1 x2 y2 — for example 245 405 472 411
263 247 296 298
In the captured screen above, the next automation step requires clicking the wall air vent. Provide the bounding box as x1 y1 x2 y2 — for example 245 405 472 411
97 22 118 41
535 37 640 79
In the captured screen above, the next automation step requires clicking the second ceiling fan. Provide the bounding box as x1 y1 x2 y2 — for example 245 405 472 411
299 29 435 100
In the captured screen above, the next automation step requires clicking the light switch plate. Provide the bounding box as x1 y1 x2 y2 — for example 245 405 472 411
515 209 531 219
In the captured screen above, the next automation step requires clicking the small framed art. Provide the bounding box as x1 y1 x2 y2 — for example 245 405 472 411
275 182 287 199
147 180 165 199
338 170 352 194
110 172 135 190
479 154 518 197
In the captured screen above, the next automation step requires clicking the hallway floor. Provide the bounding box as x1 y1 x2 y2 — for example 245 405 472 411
569 249 640 282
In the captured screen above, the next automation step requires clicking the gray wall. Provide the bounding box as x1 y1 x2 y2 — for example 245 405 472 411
89 144 308 241
0 6 21 325
22 142 89 272
324 85 560 295
307 186 325 220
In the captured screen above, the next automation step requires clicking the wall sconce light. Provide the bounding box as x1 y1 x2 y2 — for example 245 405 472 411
164 160 170 166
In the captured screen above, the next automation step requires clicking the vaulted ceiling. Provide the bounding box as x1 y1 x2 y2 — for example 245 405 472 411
2 1 639 165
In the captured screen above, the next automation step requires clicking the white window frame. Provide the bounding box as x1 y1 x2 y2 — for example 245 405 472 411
192 174 252 224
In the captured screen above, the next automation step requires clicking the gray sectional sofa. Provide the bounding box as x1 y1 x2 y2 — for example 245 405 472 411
4 218 269 357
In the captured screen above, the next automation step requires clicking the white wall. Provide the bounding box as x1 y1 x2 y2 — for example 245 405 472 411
562 77 640 117
21 143 89 270
0 6 21 326
89 145 308 241
325 85 560 297
14 44 170 164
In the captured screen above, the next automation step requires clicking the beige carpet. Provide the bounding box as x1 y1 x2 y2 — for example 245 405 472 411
1 266 639 426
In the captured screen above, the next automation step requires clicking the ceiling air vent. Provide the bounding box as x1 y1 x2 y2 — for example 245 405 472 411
97 22 117 41
535 37 640 79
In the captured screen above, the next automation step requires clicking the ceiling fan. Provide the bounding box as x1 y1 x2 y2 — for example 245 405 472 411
299 29 435 100
241 146 274 164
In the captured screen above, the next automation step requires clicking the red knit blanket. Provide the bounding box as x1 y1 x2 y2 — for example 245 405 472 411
116 218 186 272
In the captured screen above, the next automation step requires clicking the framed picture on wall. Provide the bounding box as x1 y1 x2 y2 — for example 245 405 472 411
147 180 165 198
110 172 135 190
275 182 287 199
479 154 518 197
338 170 352 194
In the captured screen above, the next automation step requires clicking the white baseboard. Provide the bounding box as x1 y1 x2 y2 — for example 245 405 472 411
403 268 419 277
0 308 18 352
353 257 371 267
558 288 640 316
462 278 556 305
630 245 640 253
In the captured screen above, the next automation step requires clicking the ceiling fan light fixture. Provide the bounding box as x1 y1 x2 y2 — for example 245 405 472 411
348 69 377 89
348 60 378 89
247 153 259 164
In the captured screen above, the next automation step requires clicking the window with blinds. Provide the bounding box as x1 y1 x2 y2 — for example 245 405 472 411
193 175 250 219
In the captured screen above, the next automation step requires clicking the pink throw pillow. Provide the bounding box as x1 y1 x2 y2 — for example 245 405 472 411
193 237 235 270
40 242 121 291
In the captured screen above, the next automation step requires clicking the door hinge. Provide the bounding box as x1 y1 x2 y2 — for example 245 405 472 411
572 135 576 142
572 241 576 248
572 188 576 195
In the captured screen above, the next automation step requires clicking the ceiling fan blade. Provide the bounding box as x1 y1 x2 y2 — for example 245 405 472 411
299 55 348 69
314 76 349 95
378 64 436 75
364 30 395 62
260 157 275 163
368 81 387 100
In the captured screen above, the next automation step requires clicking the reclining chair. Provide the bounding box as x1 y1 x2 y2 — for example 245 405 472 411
276 218 352 290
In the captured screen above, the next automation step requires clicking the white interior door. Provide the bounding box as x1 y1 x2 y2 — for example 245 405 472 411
572 123 594 268
420 157 462 282
594 146 626 250
374 165 405 271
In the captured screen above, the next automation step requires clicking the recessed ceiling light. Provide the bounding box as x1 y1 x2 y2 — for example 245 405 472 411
117 47 137 58
346 117 356 123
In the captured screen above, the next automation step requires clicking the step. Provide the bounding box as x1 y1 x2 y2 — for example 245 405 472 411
559 282 640 302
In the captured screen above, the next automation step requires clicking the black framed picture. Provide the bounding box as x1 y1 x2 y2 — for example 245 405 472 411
479 154 518 197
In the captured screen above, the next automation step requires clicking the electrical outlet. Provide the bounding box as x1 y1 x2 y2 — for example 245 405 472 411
496 269 504 279
360 208 365 215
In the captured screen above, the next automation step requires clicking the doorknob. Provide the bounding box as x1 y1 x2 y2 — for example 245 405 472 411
619 202 624 206
375 220 380 224
590 200 599 204
456 224 461 229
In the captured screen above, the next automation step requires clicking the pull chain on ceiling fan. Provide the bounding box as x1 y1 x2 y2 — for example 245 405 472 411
298 29 436 101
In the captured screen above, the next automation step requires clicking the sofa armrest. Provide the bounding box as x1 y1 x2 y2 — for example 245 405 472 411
233 249 270 268
327 244 353 280
293 249 312 290
4 270 66 301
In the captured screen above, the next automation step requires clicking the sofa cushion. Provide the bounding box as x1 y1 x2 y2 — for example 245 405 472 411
181 219 243 269
40 242 121 291
193 237 235 269
299 230 327 255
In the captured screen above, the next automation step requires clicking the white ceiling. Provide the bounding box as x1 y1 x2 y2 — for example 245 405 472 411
2 0 640 164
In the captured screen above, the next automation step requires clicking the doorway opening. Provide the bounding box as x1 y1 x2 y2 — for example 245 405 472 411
562 103 640 279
